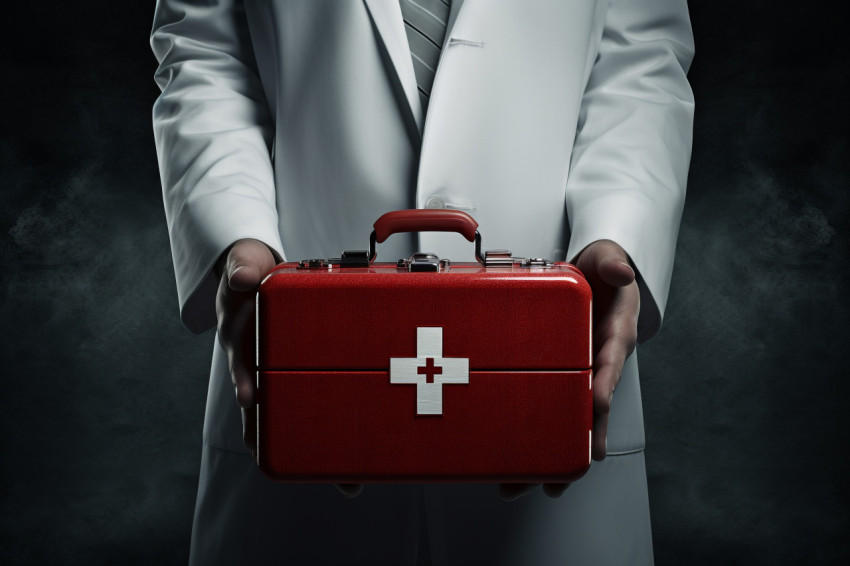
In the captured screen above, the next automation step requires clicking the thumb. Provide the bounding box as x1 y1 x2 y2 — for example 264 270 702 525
576 240 635 288
226 239 278 292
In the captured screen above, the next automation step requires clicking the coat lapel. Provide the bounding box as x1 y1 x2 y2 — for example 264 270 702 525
445 0 467 41
362 0 469 136
362 0 423 132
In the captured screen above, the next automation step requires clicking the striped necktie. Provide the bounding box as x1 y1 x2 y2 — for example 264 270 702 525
399 0 452 114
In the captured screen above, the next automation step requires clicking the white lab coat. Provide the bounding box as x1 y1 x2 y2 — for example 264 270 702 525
151 0 694 564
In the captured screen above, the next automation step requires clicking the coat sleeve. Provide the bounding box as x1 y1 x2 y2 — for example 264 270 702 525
565 0 695 344
151 0 285 334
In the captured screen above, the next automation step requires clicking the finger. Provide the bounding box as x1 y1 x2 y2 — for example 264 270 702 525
217 286 257 407
592 411 609 461
598 259 634 288
591 292 638 463
226 239 278 292
594 279 640 339
575 239 634 288
542 483 570 498
223 291 257 408
591 341 627 462
593 336 633 417
242 406 257 453
498 483 539 502
592 285 640 412
215 240 276 414
335 484 364 498
215 273 232 351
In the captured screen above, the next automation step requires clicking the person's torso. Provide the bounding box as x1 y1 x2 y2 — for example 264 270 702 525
240 0 609 263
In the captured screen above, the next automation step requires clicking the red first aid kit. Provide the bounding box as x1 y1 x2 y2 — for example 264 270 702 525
255 210 592 483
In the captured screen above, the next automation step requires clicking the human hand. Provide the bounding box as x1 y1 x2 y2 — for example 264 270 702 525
215 239 278 455
215 240 363 498
498 239 640 501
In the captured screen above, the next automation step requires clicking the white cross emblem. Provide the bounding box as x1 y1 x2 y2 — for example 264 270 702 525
390 327 469 415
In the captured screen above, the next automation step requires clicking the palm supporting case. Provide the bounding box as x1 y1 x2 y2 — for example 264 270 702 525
255 210 592 483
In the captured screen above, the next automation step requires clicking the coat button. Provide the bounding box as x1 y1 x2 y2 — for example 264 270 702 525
425 196 445 209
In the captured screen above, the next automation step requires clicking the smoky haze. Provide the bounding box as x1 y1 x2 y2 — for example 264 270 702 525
1 1 848 565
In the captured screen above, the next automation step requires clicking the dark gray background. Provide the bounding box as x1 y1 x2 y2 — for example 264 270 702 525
1 1 847 564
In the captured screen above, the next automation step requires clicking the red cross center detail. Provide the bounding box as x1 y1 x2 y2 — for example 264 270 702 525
417 357 442 383
389 327 470 415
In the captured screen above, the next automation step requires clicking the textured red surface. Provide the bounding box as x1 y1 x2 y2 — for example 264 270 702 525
258 263 592 371
255 261 593 482
257 370 592 483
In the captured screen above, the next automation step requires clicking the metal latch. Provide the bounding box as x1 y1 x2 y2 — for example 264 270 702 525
397 253 451 272
520 257 554 268
483 249 514 268
482 251 554 268
408 252 440 272
320 250 371 268
298 258 328 269
339 250 370 268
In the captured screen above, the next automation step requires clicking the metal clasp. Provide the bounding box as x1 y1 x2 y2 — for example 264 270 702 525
340 250 370 268
408 252 440 272
520 257 554 268
483 249 514 268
